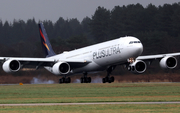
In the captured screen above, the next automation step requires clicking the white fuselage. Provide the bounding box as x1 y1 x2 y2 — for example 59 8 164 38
46 36 143 76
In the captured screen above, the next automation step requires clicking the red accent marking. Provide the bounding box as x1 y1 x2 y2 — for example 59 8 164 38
39 28 46 42
43 42 50 51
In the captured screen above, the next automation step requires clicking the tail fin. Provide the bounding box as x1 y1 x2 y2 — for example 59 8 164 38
38 23 56 57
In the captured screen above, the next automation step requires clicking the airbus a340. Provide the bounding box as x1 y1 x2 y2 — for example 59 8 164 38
1 23 179 83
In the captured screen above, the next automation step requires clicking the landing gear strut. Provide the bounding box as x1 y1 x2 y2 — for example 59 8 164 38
102 66 116 83
59 77 71 84
81 72 91 83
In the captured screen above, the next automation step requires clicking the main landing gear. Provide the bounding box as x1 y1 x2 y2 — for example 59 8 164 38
81 72 91 83
102 66 116 83
59 77 71 84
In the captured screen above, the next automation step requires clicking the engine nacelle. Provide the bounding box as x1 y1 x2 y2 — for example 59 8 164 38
160 56 177 69
128 60 146 74
52 62 70 75
2 60 21 73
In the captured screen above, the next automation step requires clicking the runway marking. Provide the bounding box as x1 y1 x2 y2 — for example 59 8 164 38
0 102 180 106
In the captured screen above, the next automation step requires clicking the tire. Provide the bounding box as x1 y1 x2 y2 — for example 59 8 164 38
88 77 91 83
110 76 114 82
105 77 109 82
61 78 65 83
108 79 111 83
59 79 62 84
66 77 71 83
81 77 84 83
102 78 106 83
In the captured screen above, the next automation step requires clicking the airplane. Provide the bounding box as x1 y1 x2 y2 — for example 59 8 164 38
1 23 180 84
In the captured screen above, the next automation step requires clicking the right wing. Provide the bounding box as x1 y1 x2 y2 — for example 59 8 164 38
0 57 91 73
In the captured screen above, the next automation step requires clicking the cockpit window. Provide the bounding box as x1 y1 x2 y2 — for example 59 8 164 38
134 41 138 43
129 41 133 44
129 41 141 44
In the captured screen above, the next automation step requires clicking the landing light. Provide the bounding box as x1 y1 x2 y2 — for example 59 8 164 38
128 58 135 63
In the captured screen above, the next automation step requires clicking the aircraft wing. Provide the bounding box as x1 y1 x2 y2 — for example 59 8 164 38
0 57 91 68
137 53 180 60
126 52 180 74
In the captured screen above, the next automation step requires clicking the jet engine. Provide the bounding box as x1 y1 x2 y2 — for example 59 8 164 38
160 56 177 69
128 60 146 74
52 62 70 75
2 60 21 73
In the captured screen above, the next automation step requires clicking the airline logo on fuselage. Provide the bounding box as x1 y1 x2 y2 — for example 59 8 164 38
93 45 121 59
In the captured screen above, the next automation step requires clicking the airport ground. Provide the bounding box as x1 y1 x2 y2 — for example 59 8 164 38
0 103 180 113
0 83 180 112
0 69 180 112
0 69 180 84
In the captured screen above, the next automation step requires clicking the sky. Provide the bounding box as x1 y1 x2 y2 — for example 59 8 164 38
0 0 179 23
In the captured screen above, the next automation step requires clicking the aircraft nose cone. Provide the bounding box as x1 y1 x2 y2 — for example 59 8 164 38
136 43 143 55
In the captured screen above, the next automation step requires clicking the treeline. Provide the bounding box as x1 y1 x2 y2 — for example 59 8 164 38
0 2 180 58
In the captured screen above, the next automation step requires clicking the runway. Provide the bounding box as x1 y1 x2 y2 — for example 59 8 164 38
0 102 180 106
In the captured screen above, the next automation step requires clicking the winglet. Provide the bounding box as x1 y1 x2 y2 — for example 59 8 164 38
38 23 56 57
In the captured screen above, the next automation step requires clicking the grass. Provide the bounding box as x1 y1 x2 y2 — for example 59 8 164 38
0 83 180 104
0 83 180 112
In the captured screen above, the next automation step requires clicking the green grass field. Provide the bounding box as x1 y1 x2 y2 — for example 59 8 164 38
0 83 180 112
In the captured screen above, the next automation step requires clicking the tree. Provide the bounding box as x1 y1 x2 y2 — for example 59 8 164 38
81 17 94 43
54 17 72 39
171 3 180 37
1 21 11 45
90 6 111 42
69 18 83 36
66 35 89 49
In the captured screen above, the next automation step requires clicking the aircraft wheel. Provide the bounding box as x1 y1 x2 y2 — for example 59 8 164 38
66 77 71 83
87 77 91 83
102 78 106 83
59 78 65 84
68 77 71 83
110 76 114 82
108 78 112 83
59 79 62 84
105 77 109 83
61 77 66 83
84 77 87 83
102 77 114 83
81 77 84 83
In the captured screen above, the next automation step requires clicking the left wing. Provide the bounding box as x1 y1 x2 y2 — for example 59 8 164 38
137 53 180 60
127 52 180 74
136 52 180 70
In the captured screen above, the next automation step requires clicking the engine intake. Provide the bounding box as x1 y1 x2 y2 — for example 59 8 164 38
52 62 70 75
2 60 21 73
128 60 146 74
160 56 177 69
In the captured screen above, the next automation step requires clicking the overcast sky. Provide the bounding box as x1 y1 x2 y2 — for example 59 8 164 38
0 0 179 23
